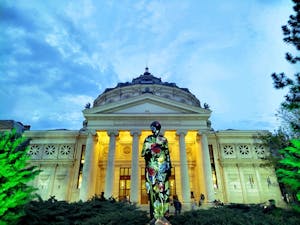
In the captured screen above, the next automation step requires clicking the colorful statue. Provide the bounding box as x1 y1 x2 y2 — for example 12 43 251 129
142 121 172 222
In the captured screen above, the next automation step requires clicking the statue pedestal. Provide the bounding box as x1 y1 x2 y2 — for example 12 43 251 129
148 217 171 225
155 217 171 225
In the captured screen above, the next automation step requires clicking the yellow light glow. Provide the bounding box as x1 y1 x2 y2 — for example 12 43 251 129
97 131 109 143
118 131 131 142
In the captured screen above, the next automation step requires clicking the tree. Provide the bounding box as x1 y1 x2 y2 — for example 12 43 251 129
0 129 40 225
257 128 290 165
276 106 300 138
268 0 300 211
271 0 300 134
276 139 300 212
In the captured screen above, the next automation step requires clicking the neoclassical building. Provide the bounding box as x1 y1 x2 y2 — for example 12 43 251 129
7 68 284 207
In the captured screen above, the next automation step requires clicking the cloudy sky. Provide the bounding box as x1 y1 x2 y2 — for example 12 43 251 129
0 0 296 131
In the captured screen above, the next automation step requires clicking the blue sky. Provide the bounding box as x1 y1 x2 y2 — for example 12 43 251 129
0 0 296 131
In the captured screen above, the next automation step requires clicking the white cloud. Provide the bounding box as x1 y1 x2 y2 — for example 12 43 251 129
65 0 96 24
1 0 297 131
62 94 94 107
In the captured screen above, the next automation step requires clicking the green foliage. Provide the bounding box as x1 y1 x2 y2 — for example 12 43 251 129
18 196 149 225
255 129 290 171
258 129 290 156
0 129 40 225
276 107 300 139
281 0 300 65
276 139 300 212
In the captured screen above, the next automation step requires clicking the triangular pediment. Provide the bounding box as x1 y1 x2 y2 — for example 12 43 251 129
84 93 209 115
111 101 185 113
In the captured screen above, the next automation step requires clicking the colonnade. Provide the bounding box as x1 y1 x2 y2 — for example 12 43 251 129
79 129 215 204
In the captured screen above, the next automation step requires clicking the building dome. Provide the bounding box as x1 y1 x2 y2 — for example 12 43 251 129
93 68 201 107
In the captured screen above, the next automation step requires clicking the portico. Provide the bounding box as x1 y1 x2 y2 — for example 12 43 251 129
79 128 213 205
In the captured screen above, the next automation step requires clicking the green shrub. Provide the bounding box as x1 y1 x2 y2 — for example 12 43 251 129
19 198 300 225
18 196 149 225
168 205 300 225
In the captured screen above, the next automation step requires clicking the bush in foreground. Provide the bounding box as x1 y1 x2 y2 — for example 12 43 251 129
18 196 148 225
18 197 300 225
168 204 300 225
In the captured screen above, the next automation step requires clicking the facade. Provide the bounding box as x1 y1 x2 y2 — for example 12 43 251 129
5 68 284 207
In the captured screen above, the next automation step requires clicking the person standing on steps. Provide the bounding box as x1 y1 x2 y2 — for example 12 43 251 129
199 193 205 207
191 191 197 210
173 195 182 215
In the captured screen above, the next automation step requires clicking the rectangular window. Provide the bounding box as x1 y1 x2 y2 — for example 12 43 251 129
119 168 131 202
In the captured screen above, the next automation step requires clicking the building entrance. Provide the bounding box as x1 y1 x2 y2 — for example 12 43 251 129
119 168 131 202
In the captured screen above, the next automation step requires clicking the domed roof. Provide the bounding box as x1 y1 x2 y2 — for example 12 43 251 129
93 68 201 107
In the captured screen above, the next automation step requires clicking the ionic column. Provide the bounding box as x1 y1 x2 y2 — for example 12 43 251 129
130 130 141 203
177 130 191 203
199 131 215 202
104 130 119 199
80 131 97 201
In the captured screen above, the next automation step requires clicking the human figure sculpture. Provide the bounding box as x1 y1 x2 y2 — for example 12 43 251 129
142 121 172 223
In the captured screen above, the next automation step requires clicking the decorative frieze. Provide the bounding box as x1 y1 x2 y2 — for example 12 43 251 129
222 144 267 159
254 145 266 158
223 145 235 157
59 145 73 159
44 145 58 159
28 144 42 159
238 145 250 157
28 144 75 160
